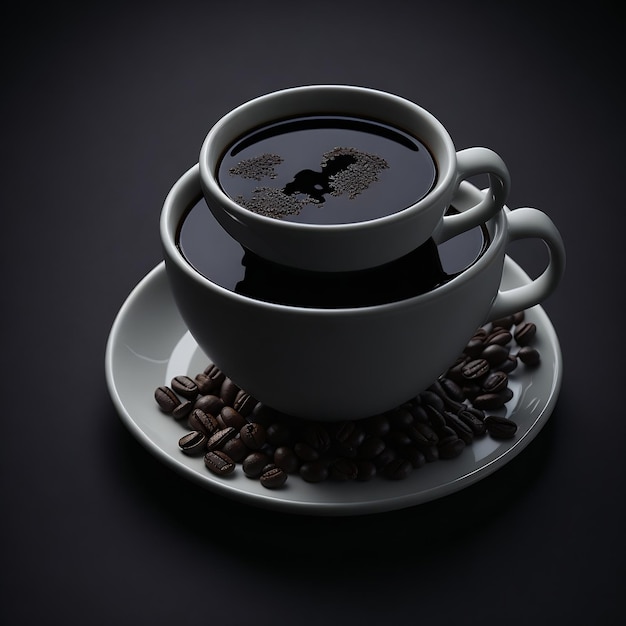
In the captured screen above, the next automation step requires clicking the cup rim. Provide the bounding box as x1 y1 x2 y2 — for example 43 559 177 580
162 165 506 315
198 84 459 235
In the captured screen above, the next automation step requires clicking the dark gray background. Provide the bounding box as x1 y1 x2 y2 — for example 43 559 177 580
2 1 624 624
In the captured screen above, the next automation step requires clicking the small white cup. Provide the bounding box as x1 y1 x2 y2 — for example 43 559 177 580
199 85 511 272
161 166 565 420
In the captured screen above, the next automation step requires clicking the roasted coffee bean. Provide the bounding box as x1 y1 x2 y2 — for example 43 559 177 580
178 431 207 455
482 371 509 393
423 404 446 430
329 458 359 481
304 424 331 452
261 462 278 475
473 388 514 410
206 427 237 451
437 377 466 403
193 394 225 416
464 336 485 357
438 436 465 459
410 422 439 447
485 415 518 439
463 385 483 403
242 451 271 477
358 436 385 460
300 461 328 483
446 358 470 383
473 327 489 339
334 424 365 457
362 414 391 437
499 387 515 404
340 439 366 458
445 395 468 413
464 406 486 421
188 408 219 436
355 460 377 481
154 386 179 413
233 390 256 416
497 355 519 374
410 404 429 424
443 411 474 444
518 346 541 365
436 425 458 441
486 329 512 346
458 409 487 436
388 406 415 429
373 446 397 469
429 383 466 414
406 424 430 448
219 378 240 406
514 321 537 346
240 423 266 450
481 344 509 367
378 406 413 432
260 466 287 489
422 445 440 463
381 458 412 480
171 375 199 399
194 373 217 395
266 422 293 447
294 441 319 461
385 430 413 448
403 446 426 469
203 363 226 385
462 383 482 400
462 358 490 380
512 311 525 324
204 450 235 476
221 436 249 462
491 315 514 330
418 390 445 412
333 421 356 444
172 399 193 421
274 446 300 473
220 406 247 430
425 380 447 400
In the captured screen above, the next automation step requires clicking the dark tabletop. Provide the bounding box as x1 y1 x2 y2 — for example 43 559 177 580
3 1 624 624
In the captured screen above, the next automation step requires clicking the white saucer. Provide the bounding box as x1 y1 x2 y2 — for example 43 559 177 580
105 260 562 516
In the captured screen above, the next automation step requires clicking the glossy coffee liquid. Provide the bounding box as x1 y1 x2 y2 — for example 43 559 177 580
177 198 490 308
217 115 437 225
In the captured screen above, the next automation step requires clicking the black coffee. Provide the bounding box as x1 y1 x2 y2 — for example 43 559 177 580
176 197 490 308
217 115 437 225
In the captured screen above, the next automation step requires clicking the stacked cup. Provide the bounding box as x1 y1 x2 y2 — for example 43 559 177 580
160 85 565 420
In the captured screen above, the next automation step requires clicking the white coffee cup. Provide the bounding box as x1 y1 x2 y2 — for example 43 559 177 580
199 85 510 272
161 165 565 420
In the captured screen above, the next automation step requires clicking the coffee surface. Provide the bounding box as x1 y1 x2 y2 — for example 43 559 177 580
217 115 437 225
177 198 489 308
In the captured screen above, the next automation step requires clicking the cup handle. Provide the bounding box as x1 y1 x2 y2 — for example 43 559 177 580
488 207 566 320
434 147 511 244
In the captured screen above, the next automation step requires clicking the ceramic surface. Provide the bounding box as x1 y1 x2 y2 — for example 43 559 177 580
105 260 562 516
161 171 565 419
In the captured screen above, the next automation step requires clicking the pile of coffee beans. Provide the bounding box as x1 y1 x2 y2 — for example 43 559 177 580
153 311 540 489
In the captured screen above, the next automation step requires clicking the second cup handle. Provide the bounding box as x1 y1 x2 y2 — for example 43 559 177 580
488 207 566 320
434 147 511 244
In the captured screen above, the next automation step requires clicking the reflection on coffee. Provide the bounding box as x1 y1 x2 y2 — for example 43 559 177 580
217 115 437 225
176 198 490 308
